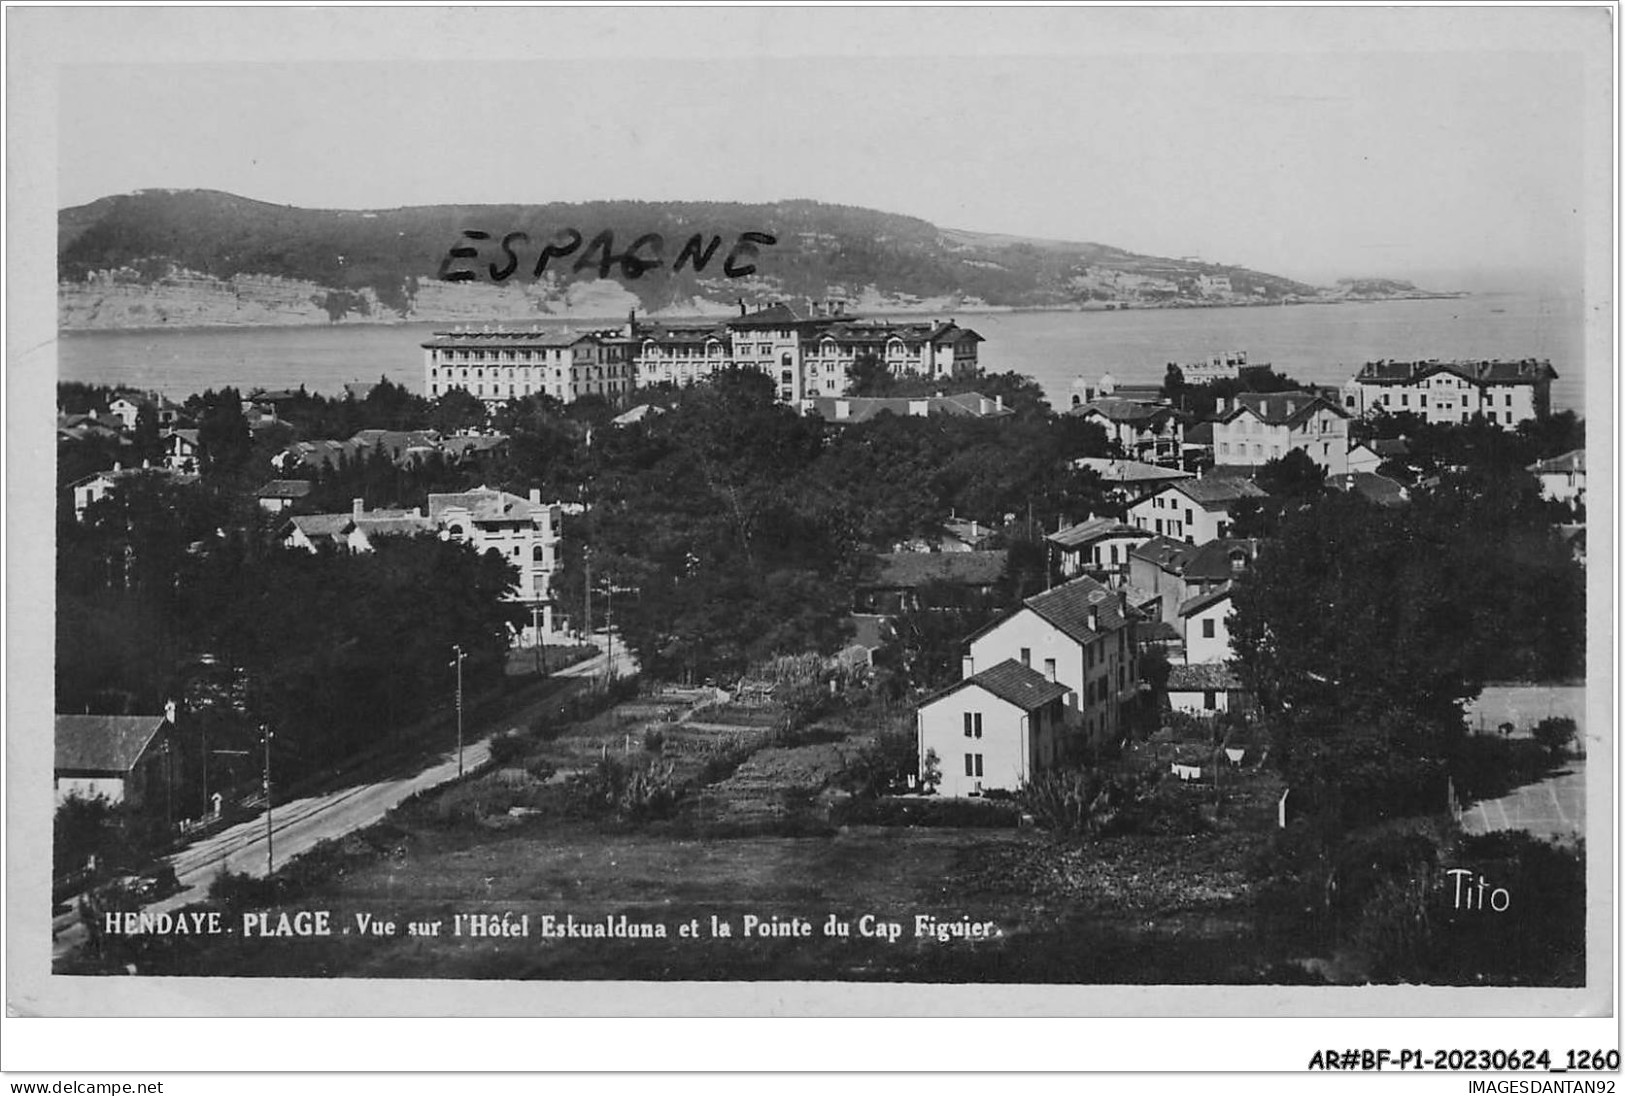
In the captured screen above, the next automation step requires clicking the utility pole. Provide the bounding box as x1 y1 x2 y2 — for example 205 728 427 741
604 579 615 686
451 644 466 776
261 725 274 874
583 546 593 637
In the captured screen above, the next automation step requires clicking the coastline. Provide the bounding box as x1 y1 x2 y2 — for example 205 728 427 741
57 291 1472 336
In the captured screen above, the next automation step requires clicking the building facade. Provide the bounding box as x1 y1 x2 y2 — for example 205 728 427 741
915 660 1071 798
965 576 1138 751
424 302 983 408
1341 359 1556 428
427 487 563 640
1211 392 1351 474
423 330 634 406
1127 477 1268 545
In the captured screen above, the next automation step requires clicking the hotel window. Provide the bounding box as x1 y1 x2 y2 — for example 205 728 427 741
963 712 982 738
1202 619 1216 639
964 753 984 778
1020 647 1031 666
1044 657 1056 679
1204 691 1217 711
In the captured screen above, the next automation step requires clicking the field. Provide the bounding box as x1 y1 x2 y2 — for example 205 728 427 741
73 682 1305 983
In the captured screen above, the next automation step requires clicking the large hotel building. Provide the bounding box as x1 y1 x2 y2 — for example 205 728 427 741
422 301 983 407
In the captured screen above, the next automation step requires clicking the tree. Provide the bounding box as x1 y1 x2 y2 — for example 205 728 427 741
1532 717 1577 761
429 388 487 435
194 388 254 481
846 351 892 396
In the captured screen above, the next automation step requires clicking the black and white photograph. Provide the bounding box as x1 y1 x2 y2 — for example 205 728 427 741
4 4 1615 1038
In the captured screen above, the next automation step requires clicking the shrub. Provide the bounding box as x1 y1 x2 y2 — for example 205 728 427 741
1450 734 1552 802
566 756 683 821
643 726 666 753
487 730 531 767
831 796 1021 829
838 726 917 798
206 868 281 913
1020 767 1155 839
1532 716 1577 760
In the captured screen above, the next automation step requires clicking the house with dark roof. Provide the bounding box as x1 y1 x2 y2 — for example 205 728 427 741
1529 449 1585 506
1211 391 1351 474
55 712 177 809
1046 517 1153 581
1347 437 1411 475
1177 582 1237 665
107 394 144 430
1166 662 1246 717
915 659 1072 797
1127 475 1268 545
163 428 202 474
857 551 1008 612
69 463 195 521
797 391 1013 425
1129 536 1260 627
1069 397 1182 465
254 479 313 514
965 575 1139 750
1070 458 1193 506
1329 471 1409 508
281 499 434 553
1341 358 1556 428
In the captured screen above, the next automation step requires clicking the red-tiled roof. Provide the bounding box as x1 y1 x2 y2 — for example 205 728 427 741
1177 583 1233 618
1354 358 1558 387
1163 477 1269 509
1223 392 1348 428
55 715 167 774
1072 398 1171 424
1166 663 1242 691
1529 449 1584 475
866 550 1008 589
255 479 313 499
1046 518 1148 550
1022 575 1132 645
926 659 1070 712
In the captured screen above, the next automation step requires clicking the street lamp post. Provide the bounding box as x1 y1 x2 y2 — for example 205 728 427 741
451 644 466 776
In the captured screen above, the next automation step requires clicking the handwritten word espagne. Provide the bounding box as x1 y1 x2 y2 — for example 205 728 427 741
438 229 778 284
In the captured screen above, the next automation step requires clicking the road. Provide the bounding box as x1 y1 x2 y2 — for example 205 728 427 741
53 632 638 963
1459 760 1585 846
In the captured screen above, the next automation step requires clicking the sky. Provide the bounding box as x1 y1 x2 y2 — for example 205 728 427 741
41 6 1611 291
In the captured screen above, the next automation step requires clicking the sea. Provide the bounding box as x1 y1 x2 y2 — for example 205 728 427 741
56 291 1591 414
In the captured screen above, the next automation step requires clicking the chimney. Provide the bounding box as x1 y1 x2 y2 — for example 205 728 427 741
1285 399 1296 415
1087 607 1099 633
164 698 177 725
112 462 122 473
995 394 1004 411
141 459 150 469
979 397 992 415
738 298 747 317
962 655 975 680
1217 397 1228 415
352 497 364 519
529 488 542 505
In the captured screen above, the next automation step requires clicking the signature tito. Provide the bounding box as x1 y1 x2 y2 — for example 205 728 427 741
1447 868 1510 911
438 228 778 283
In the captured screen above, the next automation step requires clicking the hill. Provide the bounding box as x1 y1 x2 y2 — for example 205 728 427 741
59 189 1345 329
